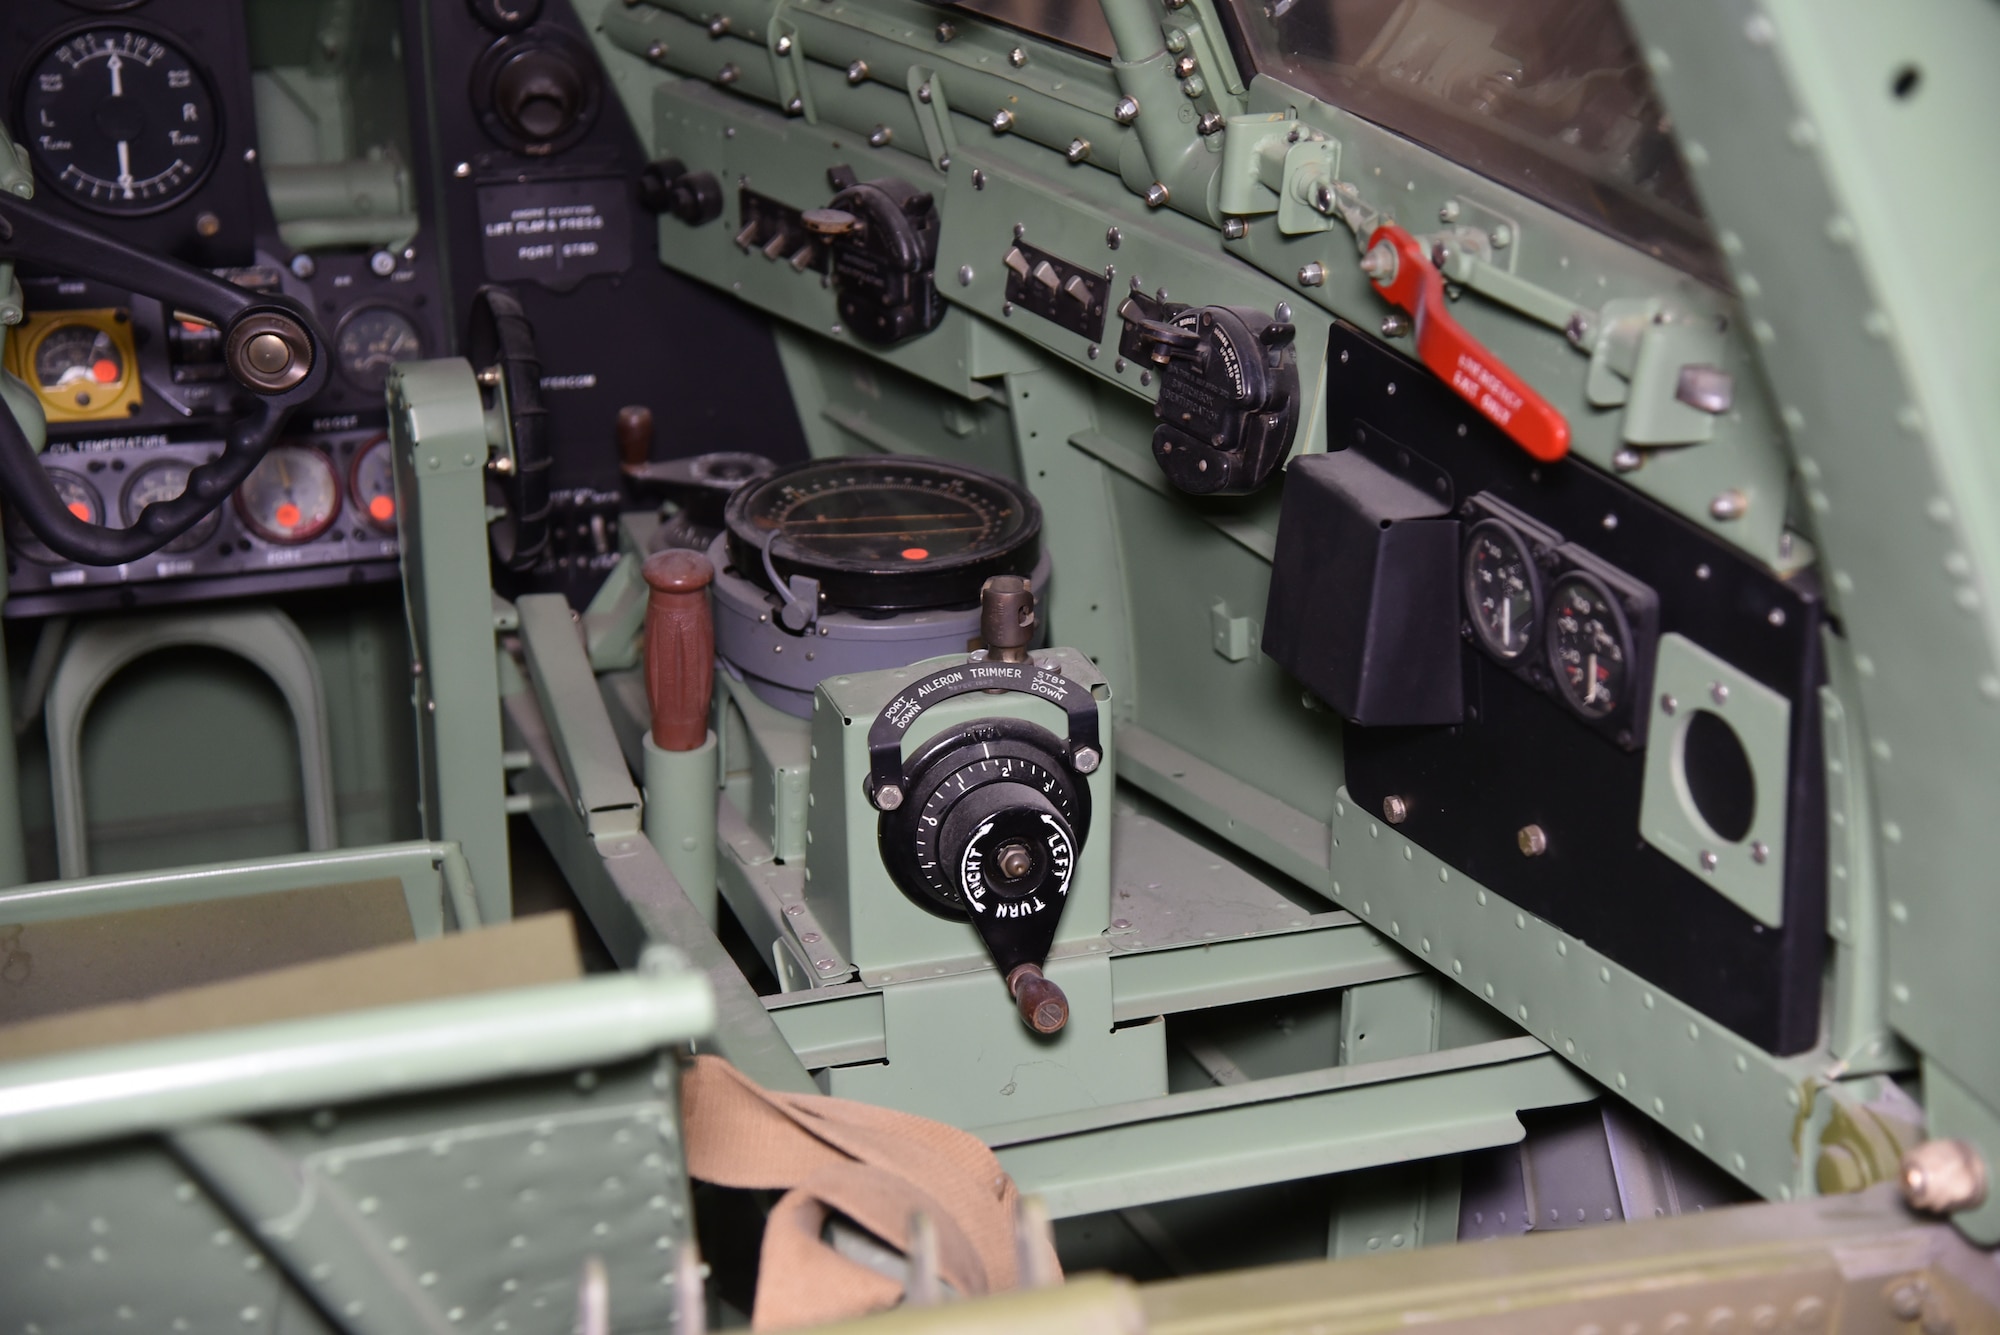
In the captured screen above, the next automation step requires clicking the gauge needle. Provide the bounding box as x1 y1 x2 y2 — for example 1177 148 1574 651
116 141 133 197
1501 597 1511 647
108 52 123 98
1585 652 1600 705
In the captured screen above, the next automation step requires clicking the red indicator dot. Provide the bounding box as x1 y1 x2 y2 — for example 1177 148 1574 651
90 359 119 384
66 501 92 522
274 502 302 529
368 494 395 522
900 547 929 560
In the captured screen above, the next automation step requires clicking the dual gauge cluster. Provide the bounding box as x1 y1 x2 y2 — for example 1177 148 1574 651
3 425 401 618
1460 494 1660 749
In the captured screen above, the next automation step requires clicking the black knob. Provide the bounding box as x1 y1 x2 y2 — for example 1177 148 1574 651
494 45 584 142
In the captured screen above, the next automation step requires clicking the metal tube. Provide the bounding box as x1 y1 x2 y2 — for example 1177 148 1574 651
644 730 720 926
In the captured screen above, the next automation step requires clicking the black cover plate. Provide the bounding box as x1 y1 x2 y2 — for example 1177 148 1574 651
1326 321 1826 1054
1004 240 1109 342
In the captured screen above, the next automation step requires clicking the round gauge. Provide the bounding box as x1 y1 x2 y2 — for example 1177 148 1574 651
335 308 425 394
9 466 104 564
348 435 397 532
122 457 219 553
19 27 221 216
723 455 1041 612
236 444 341 544
1546 571 1634 719
30 320 128 410
1462 519 1540 661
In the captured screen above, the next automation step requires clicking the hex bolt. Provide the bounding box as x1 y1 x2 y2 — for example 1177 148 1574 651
1517 824 1548 857
1173 54 1197 77
784 96 804 115
707 15 730 36
1114 95 1140 124
1383 795 1409 825
1067 138 1092 163
1009 46 1028 67
775 34 793 55
916 81 931 103
717 62 739 84
996 842 1033 879
1144 182 1170 208
991 109 1016 132
1298 261 1327 287
846 59 868 83
1902 1140 1990 1215
874 783 904 811
935 20 956 41
1072 746 1102 775
1222 217 1247 239
1180 75 1206 98
1711 489 1749 521
868 125 892 147
1380 312 1411 339
1197 111 1226 136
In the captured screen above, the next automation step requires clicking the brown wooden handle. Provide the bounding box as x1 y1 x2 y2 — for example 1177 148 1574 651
643 549 715 751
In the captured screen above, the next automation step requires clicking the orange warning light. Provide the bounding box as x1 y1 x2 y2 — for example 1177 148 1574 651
91 359 120 384
368 494 395 522
66 501 92 522
900 547 929 560
275 502 302 529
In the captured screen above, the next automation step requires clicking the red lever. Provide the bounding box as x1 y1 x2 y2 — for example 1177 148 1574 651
1362 223 1571 463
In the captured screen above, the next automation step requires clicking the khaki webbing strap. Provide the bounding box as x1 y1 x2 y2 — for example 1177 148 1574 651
681 1054 1061 1330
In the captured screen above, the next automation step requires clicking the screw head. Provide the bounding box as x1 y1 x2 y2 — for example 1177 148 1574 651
1010 46 1028 67
1700 849 1719 871
971 169 986 190
1660 693 1678 716
868 125 892 147
289 253 317 279
1565 311 1594 345
991 108 1016 132
1711 681 1731 705
707 15 730 36
874 783 904 811
957 265 974 287
776 33 793 55
1750 841 1769 864
1710 489 1749 521
935 20 956 41
1105 225 1121 249
1612 447 1642 472
1517 824 1548 857
846 59 868 83
1902 1139 1990 1215
369 249 397 276
1072 746 1101 775
1383 795 1409 824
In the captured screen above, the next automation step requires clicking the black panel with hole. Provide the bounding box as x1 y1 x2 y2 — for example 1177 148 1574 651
1322 321 1827 1055
1683 710 1757 842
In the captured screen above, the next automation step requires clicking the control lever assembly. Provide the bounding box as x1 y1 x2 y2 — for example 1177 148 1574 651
867 577 1100 1034
1122 296 1300 496
1360 221 1571 463
0 191 327 564
641 546 721 924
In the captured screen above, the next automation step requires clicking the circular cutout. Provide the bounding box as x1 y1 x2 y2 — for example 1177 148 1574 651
1680 708 1756 842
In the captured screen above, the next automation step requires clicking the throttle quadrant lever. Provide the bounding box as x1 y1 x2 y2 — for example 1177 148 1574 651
1361 222 1570 464
0 192 328 565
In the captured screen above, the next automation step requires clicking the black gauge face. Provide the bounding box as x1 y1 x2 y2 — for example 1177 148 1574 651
1463 520 1539 661
122 458 219 553
236 444 340 544
9 467 104 564
20 27 220 216
349 435 397 532
1547 572 1633 719
31 321 128 413
724 456 1041 612
336 308 425 394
